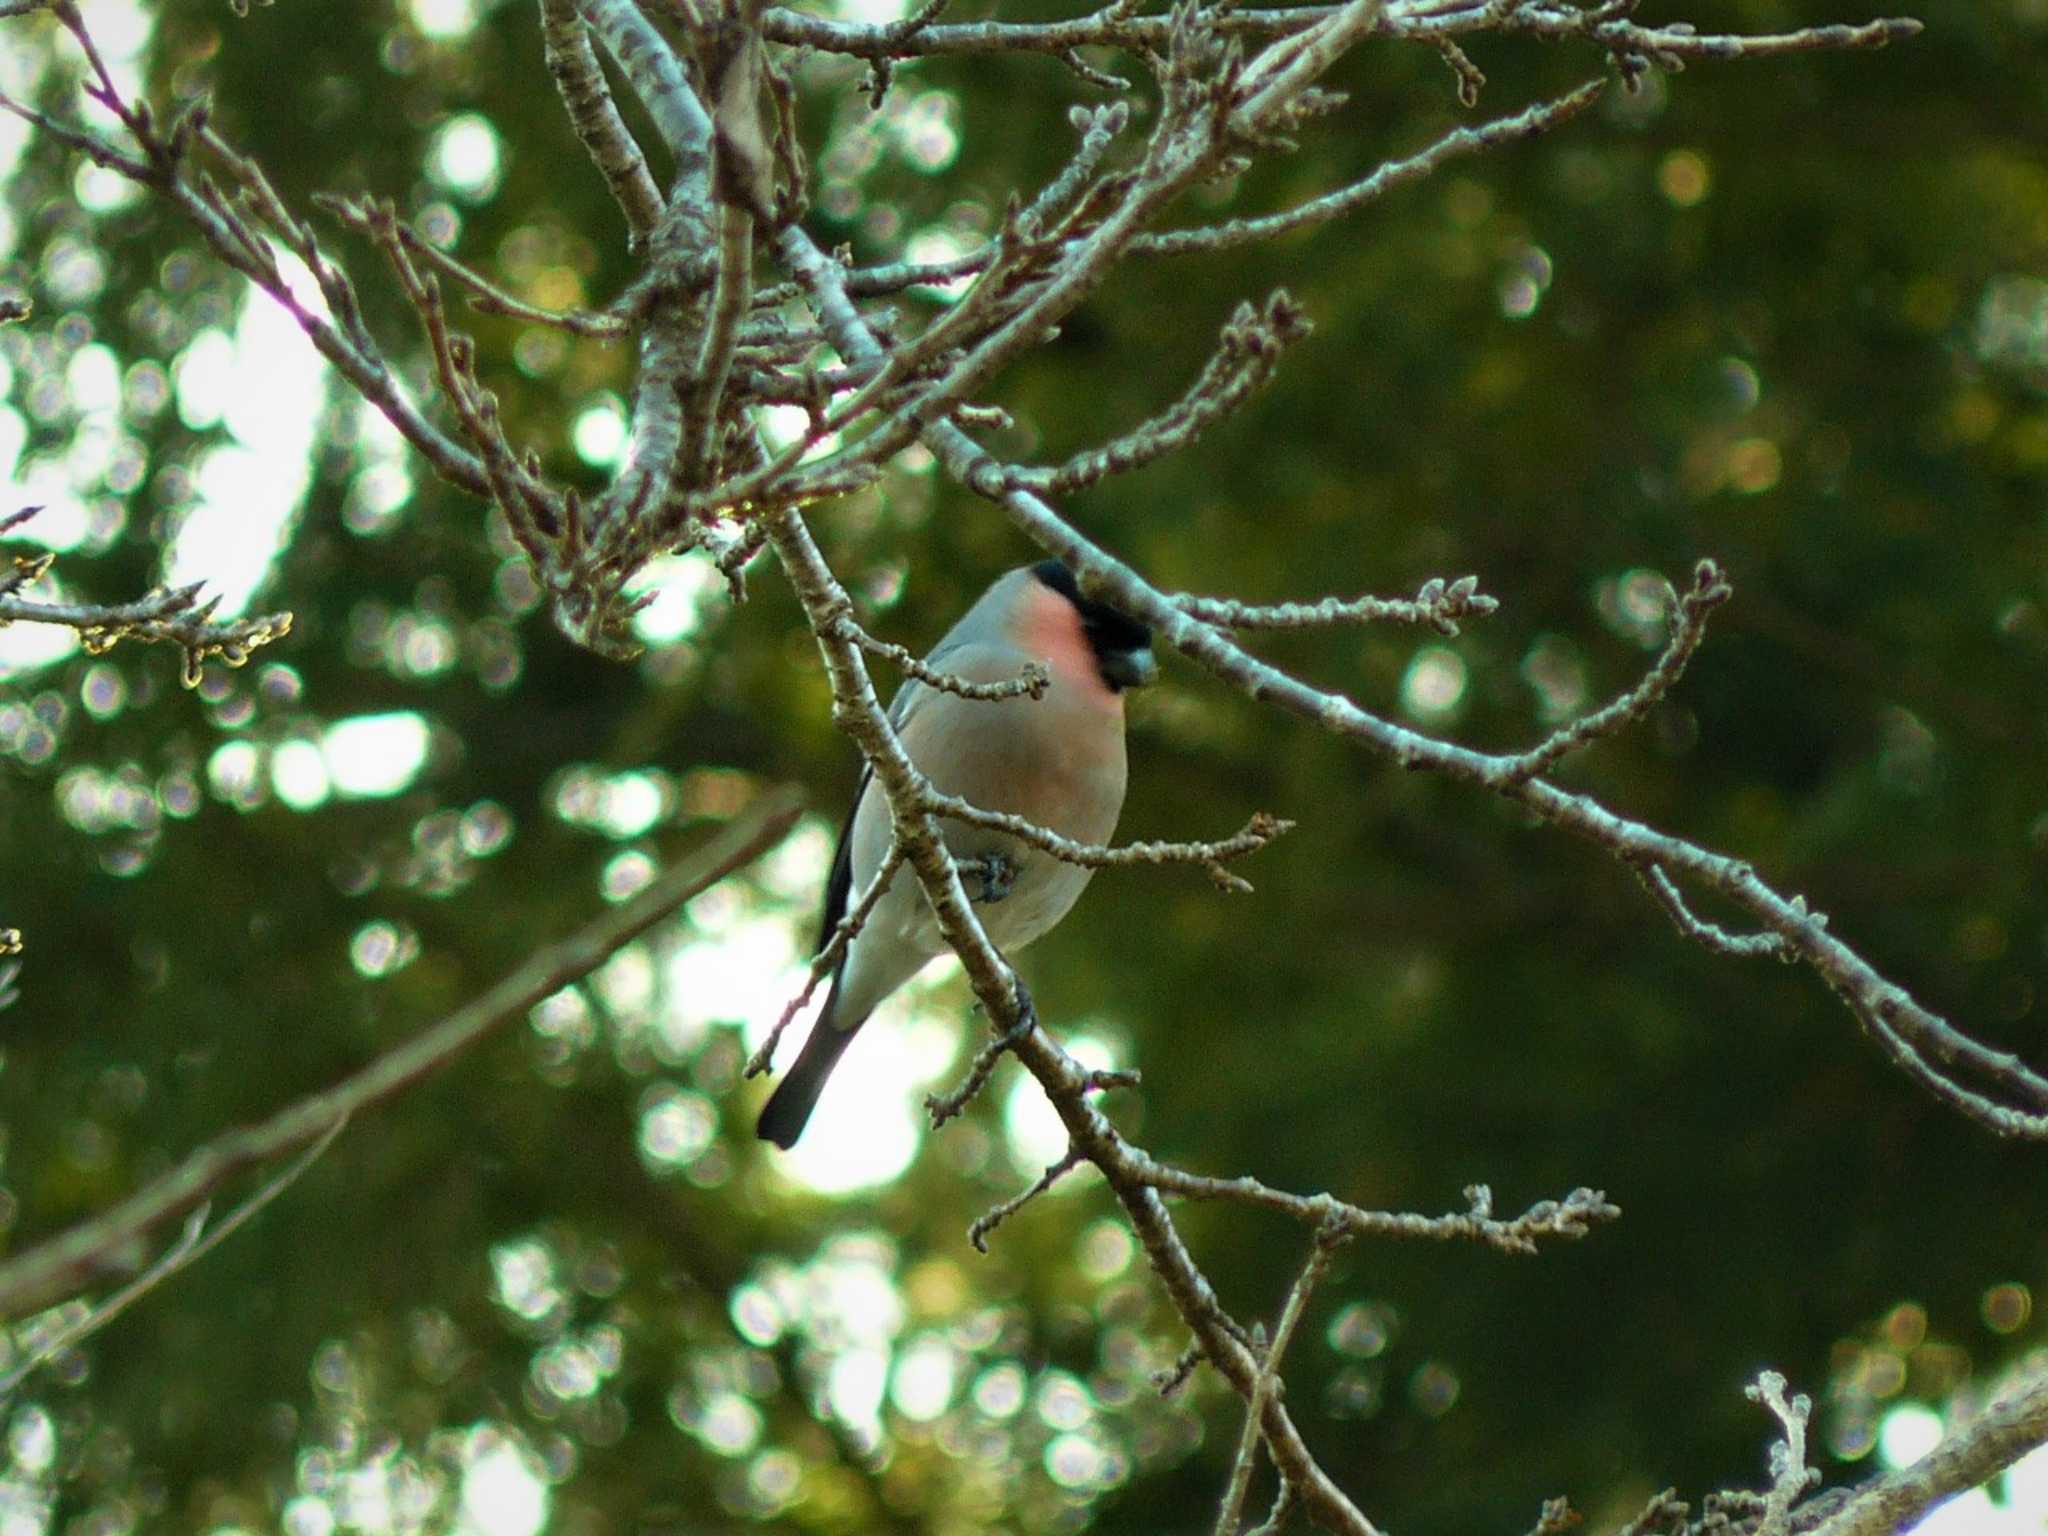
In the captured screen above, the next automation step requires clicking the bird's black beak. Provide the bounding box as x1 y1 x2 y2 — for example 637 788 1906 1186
1103 646 1159 691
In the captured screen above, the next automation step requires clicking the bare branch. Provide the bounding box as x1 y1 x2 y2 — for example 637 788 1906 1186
1235 0 1388 129
319 193 569 577
1178 573 1498 636
385 218 629 337
1524 1496 1582 1536
1806 1365 2048 1536
689 205 756 475
0 791 801 1319
1459 5 1923 73
0 517 292 685
578 0 714 188
1216 1229 1344 1536
540 0 665 239
757 0 1919 69
1006 291 1313 496
0 37 504 503
905 419 2048 1140
1500 559 1731 783
1747 1371 1819 1536
1632 863 1788 960
925 982 1043 1128
744 841 907 1078
840 613 1052 701
0 1116 347 1396
968 1146 1084 1252
1616 1489 1690 1536
1005 1023 1392 1535
1246 1481 1303 1536
1150 1172 1619 1255
685 9 772 485
928 795 1293 893
1137 82 1603 255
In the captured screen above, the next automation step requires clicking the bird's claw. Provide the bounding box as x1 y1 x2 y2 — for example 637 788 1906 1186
964 851 1018 905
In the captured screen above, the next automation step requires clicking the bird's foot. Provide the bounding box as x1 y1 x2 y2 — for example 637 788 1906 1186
963 851 1018 905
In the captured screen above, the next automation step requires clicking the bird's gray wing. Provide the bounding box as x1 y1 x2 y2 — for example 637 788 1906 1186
813 675 932 953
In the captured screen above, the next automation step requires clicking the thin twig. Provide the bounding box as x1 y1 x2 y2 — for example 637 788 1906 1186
841 614 1051 700
968 1147 1084 1251
1632 863 1788 959
919 795 1293 894
392 221 629 337
1005 291 1313 496
1522 1497 1582 1536
1245 1480 1302 1536
1215 1229 1345 1536
1178 574 1497 637
0 517 293 685
1137 83 1604 256
925 993 1039 1128
745 842 907 1077
1499 558 1731 784
1747 1370 1819 1536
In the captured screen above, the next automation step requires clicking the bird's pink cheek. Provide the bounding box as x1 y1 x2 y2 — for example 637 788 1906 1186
1017 587 1120 710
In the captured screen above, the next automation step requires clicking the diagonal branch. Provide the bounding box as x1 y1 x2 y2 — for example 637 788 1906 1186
1805 1365 2048 1536
763 497 1609 1536
1216 1228 1346 1536
0 791 801 1320
1135 82 1604 256
745 841 907 1077
0 1117 347 1395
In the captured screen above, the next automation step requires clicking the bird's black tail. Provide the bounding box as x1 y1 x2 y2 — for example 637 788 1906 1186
756 983 860 1149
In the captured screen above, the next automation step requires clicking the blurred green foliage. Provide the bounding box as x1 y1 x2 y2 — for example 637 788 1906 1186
0 0 2044 1532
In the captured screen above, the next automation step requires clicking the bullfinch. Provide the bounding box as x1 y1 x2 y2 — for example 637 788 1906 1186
756 560 1158 1149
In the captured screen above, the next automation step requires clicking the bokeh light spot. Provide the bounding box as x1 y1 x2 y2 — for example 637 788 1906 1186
429 114 503 201
1658 149 1711 206
323 712 432 798
456 1429 548 1536
573 396 627 466
1981 1283 2031 1334
1400 646 1468 723
1878 1402 1942 1468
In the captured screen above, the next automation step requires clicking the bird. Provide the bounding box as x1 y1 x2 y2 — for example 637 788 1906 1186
756 560 1158 1149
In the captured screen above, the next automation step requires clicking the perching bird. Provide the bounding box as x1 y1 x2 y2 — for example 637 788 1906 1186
756 560 1158 1149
